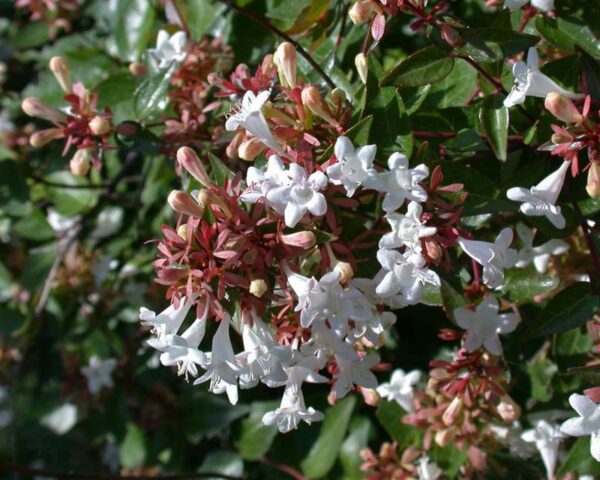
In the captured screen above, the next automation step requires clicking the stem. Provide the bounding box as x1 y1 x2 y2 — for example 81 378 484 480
260 457 308 480
216 0 337 90
0 462 243 480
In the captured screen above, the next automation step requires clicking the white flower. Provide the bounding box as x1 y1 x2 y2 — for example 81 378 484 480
454 295 519 356
379 201 437 252
332 352 380 400
560 393 600 461
457 228 517 289
521 420 565 479
194 315 240 405
375 249 440 303
507 160 570 229
262 365 325 433
225 90 280 151
504 48 584 108
267 163 328 227
147 30 187 70
376 152 429 212
515 223 569 273
91 207 124 239
417 456 442 480
47 208 80 236
326 136 378 197
504 0 554 12
240 155 289 207
490 422 537 458
140 296 195 347
41 403 77 435
81 356 117 395
377 368 421 412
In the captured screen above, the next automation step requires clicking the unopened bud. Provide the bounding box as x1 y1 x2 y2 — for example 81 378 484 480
226 131 245 158
334 261 354 283
274 42 297 88
29 128 63 148
496 394 521 422
177 223 188 240
434 427 457 447
22 97 67 123
349 0 378 25
70 148 92 176
280 231 317 250
128 62 148 76
354 53 368 85
177 146 212 187
545 92 584 124
196 189 233 219
425 239 443 263
587 161 600 198
168 190 206 218
249 278 268 298
551 132 571 145
329 88 347 110
49 56 72 93
360 387 380 406
442 396 463 426
238 137 266 161
440 24 463 48
301 86 336 124
89 115 111 136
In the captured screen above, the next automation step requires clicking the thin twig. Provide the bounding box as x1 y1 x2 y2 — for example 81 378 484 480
259 457 308 480
216 0 337 90
0 462 243 480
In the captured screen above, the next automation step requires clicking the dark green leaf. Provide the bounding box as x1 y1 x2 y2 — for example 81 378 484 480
0 160 31 217
237 401 279 460
536 16 600 60
375 400 419 447
339 417 371 480
110 0 156 62
45 171 100 215
458 28 539 63
499 269 559 305
134 62 178 121
558 437 600 476
380 46 454 88
479 94 509 162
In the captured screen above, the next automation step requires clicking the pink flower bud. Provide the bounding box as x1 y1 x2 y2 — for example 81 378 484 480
301 85 336 124
348 0 379 25
434 427 457 447
442 396 463 426
196 189 233 219
544 92 584 124
354 53 368 85
360 387 380 406
279 231 316 250
49 56 72 93
176 146 212 187
128 62 148 76
177 223 188 240
21 97 67 123
29 128 63 148
238 137 266 161
249 278 268 298
167 190 206 218
496 394 521 422
70 148 92 176
274 42 297 88
89 115 111 136
587 161 600 198
440 24 463 49
226 131 245 158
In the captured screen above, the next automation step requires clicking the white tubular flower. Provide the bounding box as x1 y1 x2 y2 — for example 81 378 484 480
379 201 437 252
262 365 325 433
375 249 440 303
225 90 281 151
454 295 519 356
457 228 517 289
332 352 380 400
560 393 600 461
515 223 569 273
326 136 378 197
377 368 421 412
147 30 187 70
81 356 117 395
416 456 442 480
194 315 240 405
376 152 429 212
504 48 584 108
140 296 196 347
507 160 570 229
504 0 554 12
521 420 565 480
240 155 289 208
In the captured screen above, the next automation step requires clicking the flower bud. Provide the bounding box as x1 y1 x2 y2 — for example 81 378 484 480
21 97 67 123
551 132 571 145
425 239 443 263
587 161 600 198
168 190 205 218
354 53 368 85
177 146 212 187
349 0 378 25
48 56 72 94
440 24 463 49
442 396 463 426
226 131 245 158
360 387 380 406
177 223 188 240
544 92 584 124
301 86 336 124
496 394 521 422
196 189 233 219
89 115 111 136
238 137 266 161
329 88 347 110
274 42 297 88
434 427 456 447
334 261 354 283
280 231 317 250
70 148 92 176
29 128 63 148
249 278 268 298
128 62 148 76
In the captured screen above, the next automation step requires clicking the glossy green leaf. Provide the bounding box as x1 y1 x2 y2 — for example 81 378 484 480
237 401 279 460
339 417 371 480
499 269 559 305
558 437 600 476
479 95 509 162
380 46 454 88
188 0 220 41
45 171 100 215
134 62 178 121
110 0 156 62
536 16 600 60
458 28 539 62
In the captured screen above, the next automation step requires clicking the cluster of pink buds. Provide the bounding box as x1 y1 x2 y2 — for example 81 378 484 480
21 56 113 176
16 0 79 37
543 93 600 198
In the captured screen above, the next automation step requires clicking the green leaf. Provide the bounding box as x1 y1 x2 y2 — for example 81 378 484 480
13 211 54 242
422 59 477 109
380 46 454 88
184 392 250 442
536 16 600 60
134 62 178 121
110 0 156 62
375 400 418 447
499 269 559 305
120 423 146 470
200 450 244 479
440 278 468 322
528 353 557 402
300 396 355 479
479 95 509 162
458 28 539 63
45 171 100 215
558 437 600 476
556 328 593 356
188 0 220 41
339 417 371 480
0 160 31 217
526 283 600 338
317 116 373 163
208 152 235 185
237 401 279 460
